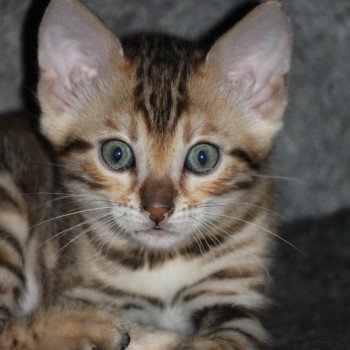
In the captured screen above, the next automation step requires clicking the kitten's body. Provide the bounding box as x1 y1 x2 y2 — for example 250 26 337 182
0 1 291 349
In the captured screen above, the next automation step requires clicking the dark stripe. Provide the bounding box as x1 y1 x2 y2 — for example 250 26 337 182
58 138 92 157
0 256 25 284
88 232 177 270
13 287 22 303
63 296 96 307
120 303 143 311
206 327 268 350
0 186 21 211
191 304 256 332
0 285 8 294
179 202 260 258
124 34 203 133
175 59 190 118
171 268 258 306
65 173 106 190
230 148 260 171
88 235 145 270
183 290 239 303
89 279 164 308
180 232 227 257
0 305 11 318
231 180 255 190
133 65 151 130
0 229 24 263
210 268 254 280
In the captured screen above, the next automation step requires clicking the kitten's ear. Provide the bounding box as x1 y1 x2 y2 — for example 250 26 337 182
206 0 291 118
38 0 123 113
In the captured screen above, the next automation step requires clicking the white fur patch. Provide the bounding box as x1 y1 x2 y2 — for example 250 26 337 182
18 239 41 316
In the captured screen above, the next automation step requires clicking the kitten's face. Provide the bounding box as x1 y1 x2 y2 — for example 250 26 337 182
38 0 291 249
44 45 280 249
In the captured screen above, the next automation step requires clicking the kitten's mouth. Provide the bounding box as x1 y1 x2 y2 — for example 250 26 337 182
148 226 173 237
134 226 174 238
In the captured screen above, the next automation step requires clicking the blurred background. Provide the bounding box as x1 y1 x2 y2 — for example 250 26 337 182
0 1 349 348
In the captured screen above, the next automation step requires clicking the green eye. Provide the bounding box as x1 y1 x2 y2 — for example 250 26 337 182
185 143 219 174
101 140 134 170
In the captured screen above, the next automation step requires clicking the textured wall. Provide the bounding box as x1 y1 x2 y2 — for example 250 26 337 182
0 0 349 220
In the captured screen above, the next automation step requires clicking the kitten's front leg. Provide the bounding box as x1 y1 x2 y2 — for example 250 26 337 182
131 326 268 350
0 306 134 350
129 328 184 350
176 333 268 350
175 320 269 350
0 306 184 350
130 318 268 350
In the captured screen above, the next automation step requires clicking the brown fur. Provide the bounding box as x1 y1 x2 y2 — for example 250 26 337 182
0 1 291 349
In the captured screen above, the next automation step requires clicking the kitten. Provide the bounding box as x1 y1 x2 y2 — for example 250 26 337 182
0 0 291 349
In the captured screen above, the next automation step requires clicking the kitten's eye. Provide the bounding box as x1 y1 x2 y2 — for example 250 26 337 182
101 140 134 170
185 143 219 174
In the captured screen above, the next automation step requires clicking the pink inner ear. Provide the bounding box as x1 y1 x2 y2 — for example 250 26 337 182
38 0 123 113
252 75 286 117
206 1 291 118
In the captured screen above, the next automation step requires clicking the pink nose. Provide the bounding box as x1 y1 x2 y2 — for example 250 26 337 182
144 206 172 224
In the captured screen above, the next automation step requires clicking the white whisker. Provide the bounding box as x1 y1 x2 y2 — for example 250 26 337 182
36 212 111 249
30 206 112 228
251 173 305 183
202 211 303 254
208 217 273 283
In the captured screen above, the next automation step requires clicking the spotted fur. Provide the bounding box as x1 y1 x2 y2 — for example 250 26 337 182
0 0 291 349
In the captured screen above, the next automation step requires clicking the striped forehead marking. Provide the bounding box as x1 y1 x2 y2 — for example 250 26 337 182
123 35 204 134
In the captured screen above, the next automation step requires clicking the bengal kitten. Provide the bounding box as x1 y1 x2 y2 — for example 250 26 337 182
0 0 291 349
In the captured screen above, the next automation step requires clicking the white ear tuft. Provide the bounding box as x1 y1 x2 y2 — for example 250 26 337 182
38 0 123 112
206 0 292 117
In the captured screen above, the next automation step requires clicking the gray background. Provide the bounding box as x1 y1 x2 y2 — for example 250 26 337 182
0 1 349 348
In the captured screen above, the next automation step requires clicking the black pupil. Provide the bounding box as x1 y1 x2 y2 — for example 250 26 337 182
198 150 207 166
113 147 123 161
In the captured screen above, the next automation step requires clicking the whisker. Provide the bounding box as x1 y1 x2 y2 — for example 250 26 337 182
34 195 115 209
36 212 111 249
251 173 305 183
22 192 77 197
189 223 208 258
26 159 66 169
191 216 223 250
202 211 303 254
208 217 273 283
55 214 117 257
190 216 225 266
87 216 119 253
30 206 112 228
192 222 211 255
196 200 290 222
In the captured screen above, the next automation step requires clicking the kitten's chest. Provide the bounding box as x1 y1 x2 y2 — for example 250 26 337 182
116 258 203 298
115 258 204 333
77 246 228 333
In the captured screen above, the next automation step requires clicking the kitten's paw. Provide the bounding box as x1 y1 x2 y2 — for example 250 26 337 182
78 331 130 350
0 306 132 350
127 327 184 350
175 338 232 350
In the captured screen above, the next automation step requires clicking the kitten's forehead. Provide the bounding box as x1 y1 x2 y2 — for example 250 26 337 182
122 35 205 134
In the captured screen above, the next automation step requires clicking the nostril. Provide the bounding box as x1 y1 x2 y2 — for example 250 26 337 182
143 206 173 223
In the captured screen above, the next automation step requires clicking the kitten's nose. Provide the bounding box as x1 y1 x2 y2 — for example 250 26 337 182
144 206 173 224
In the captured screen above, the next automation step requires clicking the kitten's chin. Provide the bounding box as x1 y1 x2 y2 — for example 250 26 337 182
145 228 172 238
131 228 185 249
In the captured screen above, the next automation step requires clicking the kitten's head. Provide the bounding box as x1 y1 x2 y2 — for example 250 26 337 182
38 0 291 249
